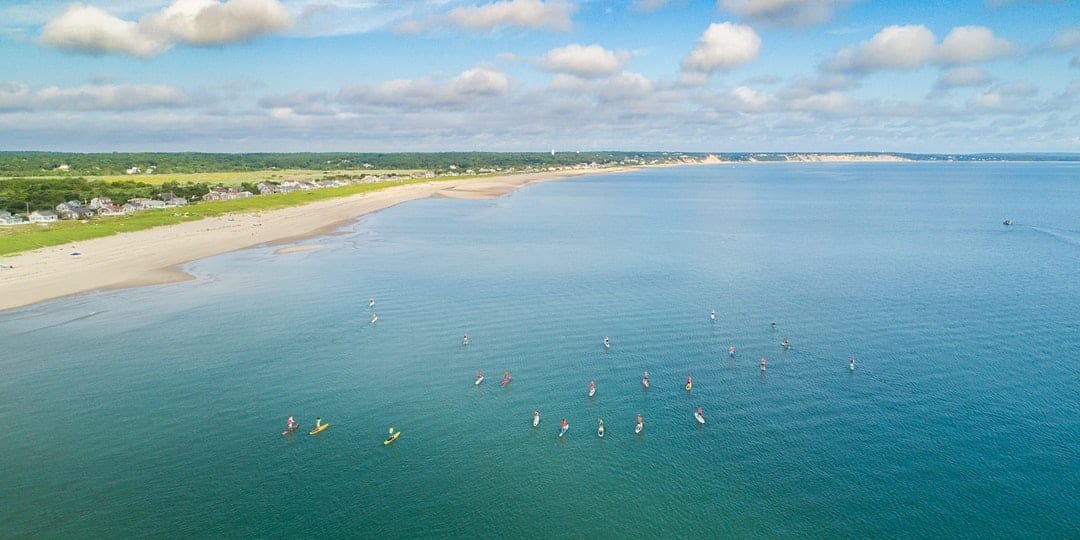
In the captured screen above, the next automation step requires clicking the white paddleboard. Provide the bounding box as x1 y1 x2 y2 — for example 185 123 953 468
695 413 705 424
635 423 643 434
475 376 483 385
533 414 540 427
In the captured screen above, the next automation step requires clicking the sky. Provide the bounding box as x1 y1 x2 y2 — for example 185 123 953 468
0 0 1077 153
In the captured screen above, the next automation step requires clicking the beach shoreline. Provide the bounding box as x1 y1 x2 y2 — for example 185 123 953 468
0 167 638 312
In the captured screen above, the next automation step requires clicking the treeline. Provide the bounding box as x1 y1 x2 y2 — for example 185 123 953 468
0 151 697 177
0 177 213 214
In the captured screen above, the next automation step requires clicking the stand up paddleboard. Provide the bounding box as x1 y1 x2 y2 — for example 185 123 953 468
384 431 401 445
559 425 569 437
588 387 595 397
695 413 705 425
501 377 511 386
635 423 643 434
309 424 329 435
685 382 692 392
475 376 484 385
282 423 300 436
598 424 605 438
533 414 540 427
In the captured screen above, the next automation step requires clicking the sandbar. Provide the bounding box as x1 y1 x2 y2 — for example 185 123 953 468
0 167 631 312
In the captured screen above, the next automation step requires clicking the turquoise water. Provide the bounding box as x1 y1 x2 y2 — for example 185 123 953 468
2 163 1078 538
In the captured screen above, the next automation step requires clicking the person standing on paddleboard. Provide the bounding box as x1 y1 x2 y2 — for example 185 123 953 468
315 417 322 429
287 416 296 430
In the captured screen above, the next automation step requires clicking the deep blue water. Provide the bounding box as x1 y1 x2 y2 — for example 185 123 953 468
2 162 1078 538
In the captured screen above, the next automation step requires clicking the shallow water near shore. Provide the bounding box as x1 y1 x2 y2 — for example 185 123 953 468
2 162 1078 538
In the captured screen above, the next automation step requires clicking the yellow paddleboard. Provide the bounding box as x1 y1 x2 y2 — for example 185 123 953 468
309 423 330 435
384 431 401 445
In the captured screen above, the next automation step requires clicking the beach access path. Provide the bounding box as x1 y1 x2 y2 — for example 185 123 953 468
0 168 630 312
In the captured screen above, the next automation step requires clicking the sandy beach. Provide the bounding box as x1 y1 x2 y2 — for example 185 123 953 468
0 168 630 312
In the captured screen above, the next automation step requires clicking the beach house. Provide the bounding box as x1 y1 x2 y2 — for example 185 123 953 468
28 210 59 223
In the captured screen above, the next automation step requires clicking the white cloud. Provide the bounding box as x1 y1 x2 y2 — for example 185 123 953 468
730 85 775 111
718 0 850 26
447 0 576 32
597 72 654 101
541 44 629 78
38 0 292 57
337 67 511 109
827 25 936 72
39 4 168 57
1050 27 1080 51
36 83 192 110
0 82 192 111
789 91 855 114
681 22 761 73
0 82 33 110
935 26 1016 65
144 0 291 45
935 66 992 89
451 67 511 95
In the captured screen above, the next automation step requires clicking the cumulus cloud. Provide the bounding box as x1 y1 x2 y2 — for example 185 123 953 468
451 67 511 95
1050 27 1080 51
826 25 936 72
39 4 168 57
337 67 511 109
935 66 992 89
38 0 292 57
730 85 775 111
681 22 761 73
718 0 850 26
934 26 1016 64
828 25 1022 74
541 44 629 78
143 0 291 45
447 0 576 32
0 81 191 111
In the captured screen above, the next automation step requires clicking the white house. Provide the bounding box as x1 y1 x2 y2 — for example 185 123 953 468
29 210 58 223
89 196 113 209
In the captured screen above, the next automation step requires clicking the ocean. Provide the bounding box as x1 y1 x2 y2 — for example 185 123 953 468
1 162 1078 538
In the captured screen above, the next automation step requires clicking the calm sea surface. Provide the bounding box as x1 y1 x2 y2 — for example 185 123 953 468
2 163 1078 538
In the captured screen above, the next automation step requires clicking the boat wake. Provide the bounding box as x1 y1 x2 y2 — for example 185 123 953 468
1023 225 1080 248
20 311 105 334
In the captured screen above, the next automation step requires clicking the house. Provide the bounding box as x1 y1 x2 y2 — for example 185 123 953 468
29 210 58 223
163 197 188 207
97 205 127 217
55 201 93 220
89 196 113 209
0 211 26 225
203 188 229 201
125 166 141 175
256 182 278 195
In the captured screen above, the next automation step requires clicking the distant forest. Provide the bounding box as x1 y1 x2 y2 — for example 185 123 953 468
0 151 1075 178
0 151 697 177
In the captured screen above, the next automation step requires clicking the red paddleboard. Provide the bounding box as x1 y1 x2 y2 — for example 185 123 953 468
501 377 511 386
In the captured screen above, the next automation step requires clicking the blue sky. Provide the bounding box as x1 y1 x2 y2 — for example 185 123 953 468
0 0 1077 153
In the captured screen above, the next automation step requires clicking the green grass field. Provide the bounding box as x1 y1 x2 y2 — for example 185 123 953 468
0 177 438 256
